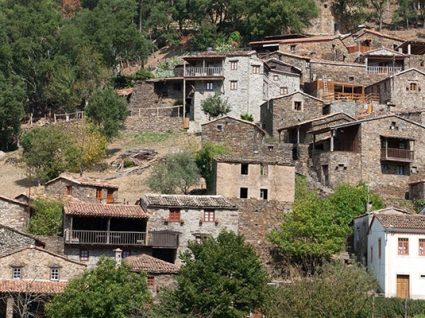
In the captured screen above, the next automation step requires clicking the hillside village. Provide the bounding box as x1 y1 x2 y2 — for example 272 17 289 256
3 0 425 317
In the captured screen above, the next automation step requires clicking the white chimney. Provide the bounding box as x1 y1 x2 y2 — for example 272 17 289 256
113 248 122 266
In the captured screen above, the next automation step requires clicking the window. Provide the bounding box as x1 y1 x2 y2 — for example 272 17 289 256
390 121 399 130
50 268 60 281
290 45 296 52
420 239 425 256
194 233 208 243
260 189 268 200
80 249 89 261
240 187 248 199
348 76 355 82
65 185 72 195
122 250 131 258
230 81 238 90
96 188 103 202
252 65 260 74
397 165 406 175
378 238 381 259
398 238 409 255
206 82 213 91
107 189 114 204
216 124 223 132
241 163 249 175
204 209 215 222
410 82 418 91
12 267 22 280
169 209 181 221
273 75 279 81
294 101 302 111
260 164 268 176
147 276 155 288
280 87 288 95
230 61 238 70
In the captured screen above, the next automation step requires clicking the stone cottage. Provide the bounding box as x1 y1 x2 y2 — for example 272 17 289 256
310 115 425 198
140 194 239 265
0 196 31 232
45 174 119 204
0 225 45 256
213 155 295 202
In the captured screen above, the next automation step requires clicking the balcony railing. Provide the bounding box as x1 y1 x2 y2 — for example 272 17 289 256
64 230 147 246
184 67 223 77
322 92 380 103
367 66 403 75
381 148 414 162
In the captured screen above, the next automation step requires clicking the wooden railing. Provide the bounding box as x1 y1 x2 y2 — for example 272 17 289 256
322 92 380 103
65 230 147 246
185 67 223 77
381 148 414 162
148 231 179 248
367 66 403 75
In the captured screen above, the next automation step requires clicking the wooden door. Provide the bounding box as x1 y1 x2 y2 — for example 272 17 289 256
106 190 114 204
396 275 410 299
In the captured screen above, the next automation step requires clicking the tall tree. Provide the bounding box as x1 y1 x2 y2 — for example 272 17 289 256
332 0 369 32
370 0 388 30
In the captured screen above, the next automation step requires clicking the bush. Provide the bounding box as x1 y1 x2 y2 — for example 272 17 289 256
240 113 254 122
414 199 425 213
195 143 227 192
29 199 63 236
373 297 425 318
201 93 231 119
133 68 153 81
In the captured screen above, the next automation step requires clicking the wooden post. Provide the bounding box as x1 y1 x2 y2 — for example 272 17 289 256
107 218 111 244
183 62 186 123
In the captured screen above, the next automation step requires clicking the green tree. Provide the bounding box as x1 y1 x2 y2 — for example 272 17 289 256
195 143 227 192
393 0 416 28
266 262 376 318
370 0 388 30
45 258 151 318
240 113 254 122
190 20 221 51
201 93 231 119
86 88 128 139
332 0 369 32
154 231 269 318
29 199 63 236
147 150 200 194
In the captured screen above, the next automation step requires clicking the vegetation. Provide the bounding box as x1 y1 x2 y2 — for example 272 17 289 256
240 113 254 122
195 143 227 192
45 258 151 318
153 231 269 318
147 150 201 194
201 93 231 119
268 178 384 271
29 199 63 236
332 0 369 32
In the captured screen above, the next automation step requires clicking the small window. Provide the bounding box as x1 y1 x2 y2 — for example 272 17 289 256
12 267 22 280
378 238 381 259
80 250 89 261
122 250 131 258
147 276 155 288
206 82 214 91
216 124 223 132
273 75 279 81
397 165 406 175
252 65 260 74
280 87 288 95
390 121 399 130
240 187 248 199
50 268 60 281
194 234 208 243
230 81 238 90
294 101 302 111
290 45 296 52
96 188 103 202
348 76 355 82
420 239 425 256
241 163 249 175
65 185 72 196
260 189 268 200
230 61 238 70
268 145 274 151
107 189 114 204
203 209 215 222
398 238 409 255
324 3 328 8
410 82 418 91
260 164 268 176
169 209 181 221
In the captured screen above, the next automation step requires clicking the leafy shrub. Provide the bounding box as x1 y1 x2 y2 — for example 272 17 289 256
133 68 153 80
195 143 227 192
240 113 254 122
201 93 231 119
29 199 63 236
373 297 425 318
414 199 425 213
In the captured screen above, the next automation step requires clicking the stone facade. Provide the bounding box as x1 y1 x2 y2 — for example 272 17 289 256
201 116 265 155
260 91 324 136
213 158 295 202
0 197 30 232
129 80 183 110
125 112 183 133
0 226 44 256
409 181 425 200
306 0 336 35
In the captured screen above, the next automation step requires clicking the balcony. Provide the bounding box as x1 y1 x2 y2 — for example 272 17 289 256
322 92 380 103
184 67 223 77
64 229 147 246
381 148 414 162
148 231 179 248
367 66 403 75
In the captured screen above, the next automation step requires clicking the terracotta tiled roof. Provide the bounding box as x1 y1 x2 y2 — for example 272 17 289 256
216 154 293 166
183 50 256 59
0 280 67 294
374 214 425 230
64 201 148 218
125 254 179 274
45 174 118 189
141 194 238 210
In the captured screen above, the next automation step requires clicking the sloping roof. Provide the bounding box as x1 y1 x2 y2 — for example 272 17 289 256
64 201 148 219
216 154 293 166
397 40 425 55
354 29 405 42
201 116 267 135
268 90 324 103
0 280 67 294
277 112 355 131
250 35 339 46
0 225 45 248
361 47 407 57
353 207 409 220
125 254 179 274
271 51 311 61
45 174 118 189
366 68 425 87
141 194 238 210
0 196 29 208
373 214 425 231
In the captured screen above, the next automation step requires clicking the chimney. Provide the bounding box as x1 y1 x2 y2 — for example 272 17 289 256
113 248 122 267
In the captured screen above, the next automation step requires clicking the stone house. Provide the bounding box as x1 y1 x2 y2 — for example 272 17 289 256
63 201 150 268
310 115 425 198
0 246 86 318
140 194 239 265
352 207 408 266
368 214 425 299
0 196 31 232
201 116 266 155
409 180 425 200
124 252 178 297
45 174 119 204
213 155 295 202
357 48 407 76
263 58 301 98
365 68 425 110
397 40 425 70
260 91 325 136
0 225 45 256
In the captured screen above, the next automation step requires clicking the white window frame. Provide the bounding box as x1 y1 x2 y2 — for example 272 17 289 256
206 82 214 91
230 61 238 70
12 267 22 280
230 81 238 90
252 65 260 74
50 268 60 281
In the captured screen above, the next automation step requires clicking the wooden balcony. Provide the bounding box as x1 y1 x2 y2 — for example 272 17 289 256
367 66 403 75
64 229 147 246
381 148 414 162
184 67 223 77
323 92 380 103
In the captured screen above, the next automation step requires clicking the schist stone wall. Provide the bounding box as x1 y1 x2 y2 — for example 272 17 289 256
0 199 29 232
0 227 38 256
266 71 300 99
278 39 348 62
125 112 183 133
129 81 182 109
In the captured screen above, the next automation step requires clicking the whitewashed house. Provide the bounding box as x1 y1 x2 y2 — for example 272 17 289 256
368 213 425 299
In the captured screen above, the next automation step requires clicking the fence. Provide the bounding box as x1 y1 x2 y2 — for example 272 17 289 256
53 111 84 123
128 105 184 118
